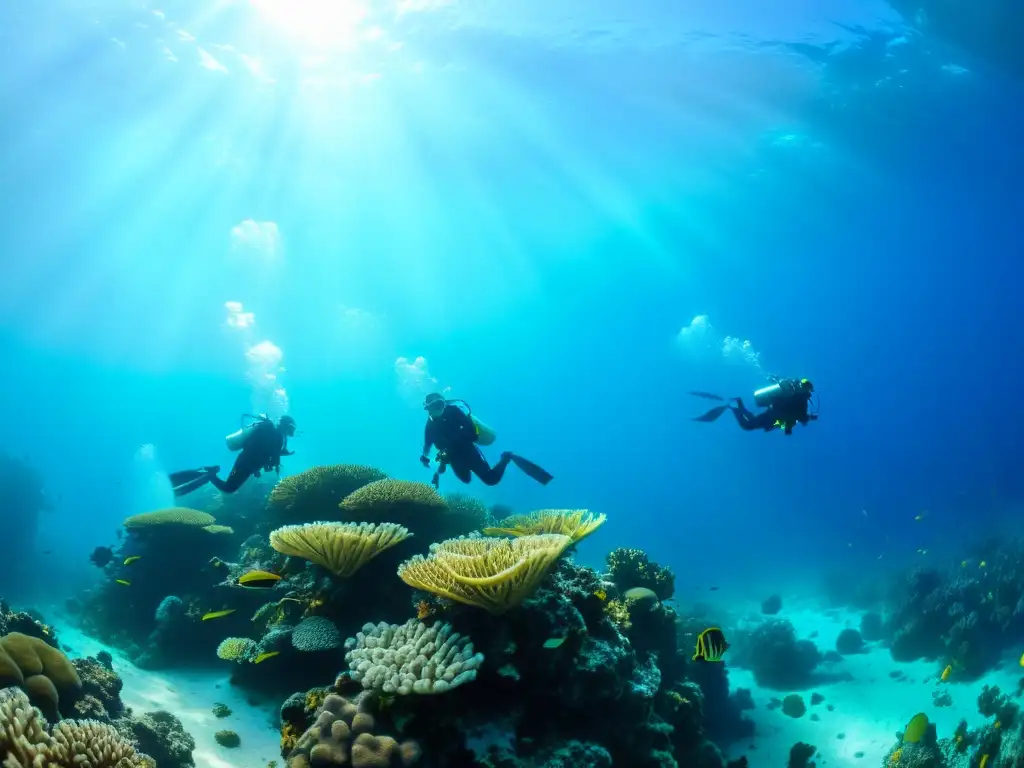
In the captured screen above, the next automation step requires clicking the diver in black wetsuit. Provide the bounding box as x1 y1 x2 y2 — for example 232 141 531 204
692 378 817 436
419 393 553 487
169 415 296 496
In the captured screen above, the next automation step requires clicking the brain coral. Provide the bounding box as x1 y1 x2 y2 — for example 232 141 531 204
0 632 82 720
216 637 259 663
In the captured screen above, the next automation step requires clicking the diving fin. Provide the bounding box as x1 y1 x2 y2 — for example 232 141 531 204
509 454 554 485
170 467 219 498
690 391 726 401
692 405 730 423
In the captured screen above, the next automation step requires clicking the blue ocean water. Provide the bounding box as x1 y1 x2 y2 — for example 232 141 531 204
0 0 1022 641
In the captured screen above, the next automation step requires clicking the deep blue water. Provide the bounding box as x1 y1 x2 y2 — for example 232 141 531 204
1 0 1022 604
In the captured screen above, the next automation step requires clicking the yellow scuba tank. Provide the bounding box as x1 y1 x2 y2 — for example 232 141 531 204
225 414 268 451
471 416 497 446
449 400 498 446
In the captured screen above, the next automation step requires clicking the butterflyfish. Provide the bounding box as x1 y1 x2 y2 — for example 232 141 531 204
123 556 142 566
903 713 929 743
254 651 280 664
202 609 236 621
692 627 729 662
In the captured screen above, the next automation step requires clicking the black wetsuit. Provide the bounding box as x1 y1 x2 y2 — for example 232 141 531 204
423 405 511 486
213 421 291 493
732 392 813 435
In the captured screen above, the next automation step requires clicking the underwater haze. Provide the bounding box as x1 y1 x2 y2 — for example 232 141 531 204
1 0 1024 641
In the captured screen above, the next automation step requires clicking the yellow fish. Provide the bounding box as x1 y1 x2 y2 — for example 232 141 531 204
903 712 929 743
123 556 142 566
980 561 987 569
201 609 236 621
253 651 279 664
237 570 283 589
941 664 952 682
980 755 989 768
1018 652 1024 668
692 627 729 662
115 579 131 586
594 589 607 601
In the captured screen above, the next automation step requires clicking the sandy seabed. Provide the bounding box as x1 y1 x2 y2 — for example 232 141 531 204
724 602 1017 768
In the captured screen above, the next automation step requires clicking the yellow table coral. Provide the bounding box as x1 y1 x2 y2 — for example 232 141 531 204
269 521 412 578
483 509 606 543
397 534 573 614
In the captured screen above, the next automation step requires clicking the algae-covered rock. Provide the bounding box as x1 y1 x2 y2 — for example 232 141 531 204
122 710 197 768
215 729 242 748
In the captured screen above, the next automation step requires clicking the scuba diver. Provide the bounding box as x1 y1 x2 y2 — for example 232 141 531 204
419 392 554 488
691 378 817 435
169 414 296 497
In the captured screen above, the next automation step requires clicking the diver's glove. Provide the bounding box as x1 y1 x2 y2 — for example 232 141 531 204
419 454 431 468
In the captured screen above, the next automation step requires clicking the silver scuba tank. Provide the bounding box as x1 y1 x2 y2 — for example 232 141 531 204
753 382 793 408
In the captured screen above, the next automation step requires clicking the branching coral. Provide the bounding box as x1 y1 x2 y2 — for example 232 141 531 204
285 692 421 767
122 508 216 528
0 687 152 767
269 465 388 520
344 619 483 695
269 522 412 578
484 509 607 543
397 534 573 614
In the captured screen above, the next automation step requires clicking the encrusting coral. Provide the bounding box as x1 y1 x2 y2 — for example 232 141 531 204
122 508 217 529
268 464 389 520
397 534 573 614
606 547 676 601
285 692 421 768
270 522 412 578
217 637 259 663
483 509 607 543
0 687 153 767
344 619 484 695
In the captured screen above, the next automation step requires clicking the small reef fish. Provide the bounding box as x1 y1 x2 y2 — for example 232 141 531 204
253 651 280 664
123 556 142 566
917 549 928 556
961 561 968 568
903 712 929 743
979 561 987 569
914 512 927 522
692 628 729 662
115 579 131 586
542 637 566 650
940 664 952 682
1019 652 1024 668
202 609 236 621
980 755 989 768
237 570 282 589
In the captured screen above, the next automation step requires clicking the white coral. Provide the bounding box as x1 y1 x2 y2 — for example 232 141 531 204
344 619 484 695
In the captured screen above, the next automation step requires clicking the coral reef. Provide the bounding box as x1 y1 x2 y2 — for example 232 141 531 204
122 710 196 768
0 687 153 767
835 628 865 655
268 464 389 521
606 548 676 601
734 619 821 690
285 692 421 767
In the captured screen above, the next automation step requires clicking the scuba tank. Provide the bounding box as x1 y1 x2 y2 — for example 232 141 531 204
448 400 498 446
753 380 798 408
225 414 269 452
